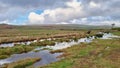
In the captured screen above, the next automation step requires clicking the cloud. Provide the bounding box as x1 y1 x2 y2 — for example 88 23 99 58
28 12 45 24
0 0 69 21
0 0 120 26
89 1 100 8
28 0 85 24
28 0 120 25
0 20 11 24
0 0 68 9
70 16 120 26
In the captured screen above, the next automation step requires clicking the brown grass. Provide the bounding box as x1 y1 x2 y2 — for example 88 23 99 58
4 57 41 68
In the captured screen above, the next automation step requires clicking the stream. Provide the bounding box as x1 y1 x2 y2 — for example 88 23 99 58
0 33 119 67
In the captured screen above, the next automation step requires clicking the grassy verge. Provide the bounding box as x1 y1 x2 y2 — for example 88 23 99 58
112 31 120 36
0 45 35 59
39 38 120 68
0 29 86 44
2 57 41 68
30 40 56 46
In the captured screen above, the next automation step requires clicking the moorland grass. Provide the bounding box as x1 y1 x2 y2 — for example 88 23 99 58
0 29 86 44
0 35 84 59
30 40 56 46
39 38 120 68
112 31 120 36
0 45 35 59
3 57 41 68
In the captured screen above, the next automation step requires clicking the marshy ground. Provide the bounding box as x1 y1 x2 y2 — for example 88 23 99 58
40 36 120 68
0 27 120 68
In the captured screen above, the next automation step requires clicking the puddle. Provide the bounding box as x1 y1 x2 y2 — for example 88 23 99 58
101 33 120 39
0 43 14 48
43 36 95 50
0 39 43 48
0 38 57 48
0 41 35 48
0 50 62 68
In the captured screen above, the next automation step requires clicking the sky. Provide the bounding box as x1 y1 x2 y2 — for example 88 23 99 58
0 0 120 26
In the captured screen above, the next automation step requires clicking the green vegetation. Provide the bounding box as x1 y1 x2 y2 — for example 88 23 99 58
54 38 71 42
0 55 9 59
30 40 56 46
50 50 64 54
95 33 104 38
0 29 85 44
0 25 119 68
3 57 41 68
0 24 104 44
0 45 35 59
112 31 120 36
39 38 120 68
112 27 120 31
0 33 86 59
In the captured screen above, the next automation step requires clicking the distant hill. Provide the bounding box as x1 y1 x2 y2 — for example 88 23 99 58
0 23 14 29
0 24 112 30
23 24 111 30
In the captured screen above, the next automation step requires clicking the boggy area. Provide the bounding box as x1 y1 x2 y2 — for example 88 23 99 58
0 32 120 68
0 50 62 68
39 33 120 68
0 30 86 44
0 34 85 60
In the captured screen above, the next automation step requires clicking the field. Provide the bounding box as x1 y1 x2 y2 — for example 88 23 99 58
0 29 80 44
0 24 120 68
2 31 118 68
0 24 110 44
40 34 120 68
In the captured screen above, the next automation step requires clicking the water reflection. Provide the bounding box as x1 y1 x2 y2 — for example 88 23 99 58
0 33 119 48
0 50 62 67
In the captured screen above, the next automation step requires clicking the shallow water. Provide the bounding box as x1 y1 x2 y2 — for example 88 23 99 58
0 50 62 67
0 33 118 48
0 39 39 48
101 33 120 39
44 36 95 50
0 38 53 48
0 43 14 47
0 41 33 48
0 36 95 66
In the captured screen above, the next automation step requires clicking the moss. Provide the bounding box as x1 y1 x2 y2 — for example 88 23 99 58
30 40 56 46
50 50 63 54
5 57 41 68
0 45 35 59
0 55 9 59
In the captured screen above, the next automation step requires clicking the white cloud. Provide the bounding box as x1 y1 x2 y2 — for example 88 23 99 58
28 0 85 24
70 17 120 26
89 1 100 8
66 0 81 8
89 20 120 26
81 18 87 21
57 22 69 24
27 0 120 26
28 12 44 24
0 0 120 26
0 20 10 24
